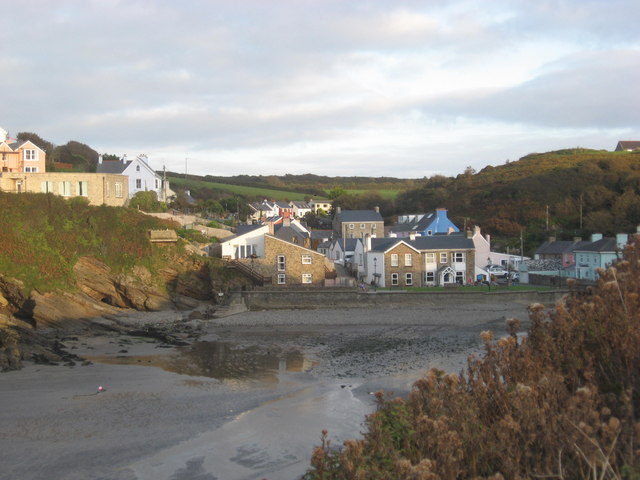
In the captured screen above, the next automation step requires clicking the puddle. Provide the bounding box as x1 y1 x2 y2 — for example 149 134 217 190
86 340 317 382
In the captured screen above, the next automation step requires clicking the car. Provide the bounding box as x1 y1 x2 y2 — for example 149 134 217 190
484 264 508 277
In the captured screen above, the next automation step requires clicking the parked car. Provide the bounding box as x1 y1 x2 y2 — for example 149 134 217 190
484 264 508 278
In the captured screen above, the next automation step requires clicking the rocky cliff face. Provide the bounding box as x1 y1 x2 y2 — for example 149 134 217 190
0 253 225 371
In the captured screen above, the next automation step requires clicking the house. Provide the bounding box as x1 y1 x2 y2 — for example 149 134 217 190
309 198 332 214
535 236 591 268
289 200 312 218
328 238 359 266
309 229 333 251
96 154 170 201
389 208 459 237
573 233 628 280
615 141 640 152
0 171 129 206
359 234 475 287
219 224 270 259
259 235 333 286
273 217 311 248
333 206 384 239
248 200 279 221
0 129 47 174
275 201 294 218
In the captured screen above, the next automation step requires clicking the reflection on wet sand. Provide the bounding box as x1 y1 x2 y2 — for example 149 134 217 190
86 340 317 383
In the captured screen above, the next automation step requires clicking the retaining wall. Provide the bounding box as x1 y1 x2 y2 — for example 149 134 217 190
238 288 570 311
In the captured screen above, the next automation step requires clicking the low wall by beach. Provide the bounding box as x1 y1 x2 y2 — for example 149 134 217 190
238 288 569 310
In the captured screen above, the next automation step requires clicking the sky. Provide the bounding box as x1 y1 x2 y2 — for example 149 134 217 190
3 0 640 179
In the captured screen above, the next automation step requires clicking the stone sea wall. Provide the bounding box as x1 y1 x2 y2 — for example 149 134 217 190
240 288 569 310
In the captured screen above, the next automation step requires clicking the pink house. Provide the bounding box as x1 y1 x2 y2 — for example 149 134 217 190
0 129 47 173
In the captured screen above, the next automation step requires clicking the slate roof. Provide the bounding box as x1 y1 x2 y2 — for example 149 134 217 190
392 212 435 233
616 141 640 151
235 224 265 236
96 160 129 174
310 230 333 240
535 240 590 256
335 210 384 222
369 235 474 252
573 237 619 253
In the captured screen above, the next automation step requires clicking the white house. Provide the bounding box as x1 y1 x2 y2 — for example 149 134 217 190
96 154 170 201
220 224 270 259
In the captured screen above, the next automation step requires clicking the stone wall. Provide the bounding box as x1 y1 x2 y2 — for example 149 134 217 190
240 288 569 310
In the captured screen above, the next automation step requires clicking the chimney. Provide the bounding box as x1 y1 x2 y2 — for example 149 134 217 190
365 234 372 251
283 217 291 227
374 206 380 213
409 232 417 241
548 236 556 242
336 206 342 215
98 155 103 164
473 225 481 236
591 233 603 242
466 230 473 239
616 233 628 248
573 236 582 242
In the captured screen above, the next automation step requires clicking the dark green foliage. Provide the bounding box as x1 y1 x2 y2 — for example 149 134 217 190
0 192 176 292
129 191 167 213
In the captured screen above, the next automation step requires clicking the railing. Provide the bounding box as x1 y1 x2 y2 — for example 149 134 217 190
224 259 272 285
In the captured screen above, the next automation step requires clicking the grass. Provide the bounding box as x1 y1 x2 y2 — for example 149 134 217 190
340 189 403 199
168 176 315 201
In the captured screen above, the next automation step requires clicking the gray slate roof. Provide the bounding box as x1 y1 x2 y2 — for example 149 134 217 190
96 160 129 174
535 240 591 256
369 235 474 252
335 210 384 222
573 237 619 253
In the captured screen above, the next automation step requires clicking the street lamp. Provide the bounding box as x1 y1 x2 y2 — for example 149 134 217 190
487 256 492 292
373 257 377 286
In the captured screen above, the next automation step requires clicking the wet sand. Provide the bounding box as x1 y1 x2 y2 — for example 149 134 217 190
0 302 532 480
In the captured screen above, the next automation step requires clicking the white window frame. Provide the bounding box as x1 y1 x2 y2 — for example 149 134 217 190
302 273 312 284
136 165 141 172
115 182 123 198
277 274 286 284
405 254 412 266
24 149 38 161
135 178 142 189
405 273 413 286
301 254 312 264
360 223 365 229
24 166 38 172
372 224 377 230
425 252 435 263
59 181 71 197
277 255 286 271
77 181 89 197
391 253 399 267
425 271 435 283
391 273 399 286
349 223 354 229
41 181 54 193
455 271 464 284
440 252 448 263
454 252 464 263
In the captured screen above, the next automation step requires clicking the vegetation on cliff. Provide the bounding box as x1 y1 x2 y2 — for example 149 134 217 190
306 238 640 479
0 192 181 293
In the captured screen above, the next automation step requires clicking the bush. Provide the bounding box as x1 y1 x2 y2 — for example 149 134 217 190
306 239 640 479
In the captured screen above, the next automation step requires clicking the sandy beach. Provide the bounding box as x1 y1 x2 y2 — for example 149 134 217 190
0 301 533 480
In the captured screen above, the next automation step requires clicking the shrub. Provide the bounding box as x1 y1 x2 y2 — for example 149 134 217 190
306 239 640 479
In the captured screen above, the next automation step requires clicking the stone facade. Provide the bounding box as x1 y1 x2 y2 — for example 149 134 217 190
383 243 423 287
255 235 332 286
0 172 129 206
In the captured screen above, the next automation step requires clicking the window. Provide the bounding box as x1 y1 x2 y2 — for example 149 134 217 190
405 273 413 286
155 179 159 189
41 181 54 193
136 179 142 189
360 223 365 229
455 271 464 284
454 252 464 263
391 254 399 266
372 224 377 230
427 230 433 236
105 182 110 198
302 273 312 284
115 182 123 198
277 274 286 284
24 149 37 161
425 271 435 283
391 273 399 285
59 181 71 197
24 166 38 172
349 223 354 229
440 252 448 263
302 254 312 264
425 252 435 263
77 181 88 197
405 254 412 266
136 165 141 172
277 255 286 271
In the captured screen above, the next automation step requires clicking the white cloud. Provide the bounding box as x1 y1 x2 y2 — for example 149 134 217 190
2 0 639 177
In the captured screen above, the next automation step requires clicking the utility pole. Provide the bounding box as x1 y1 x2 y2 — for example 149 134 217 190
579 193 583 230
546 205 549 231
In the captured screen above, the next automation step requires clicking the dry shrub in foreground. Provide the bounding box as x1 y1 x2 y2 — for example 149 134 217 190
306 240 640 479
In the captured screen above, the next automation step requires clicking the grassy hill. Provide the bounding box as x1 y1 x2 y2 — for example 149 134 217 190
0 192 180 293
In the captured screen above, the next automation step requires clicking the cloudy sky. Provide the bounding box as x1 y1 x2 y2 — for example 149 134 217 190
3 1 640 178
